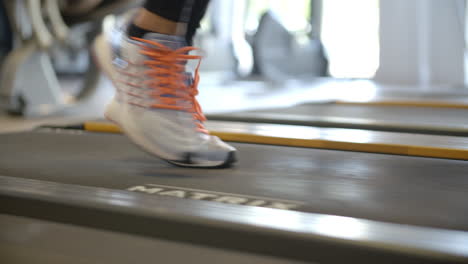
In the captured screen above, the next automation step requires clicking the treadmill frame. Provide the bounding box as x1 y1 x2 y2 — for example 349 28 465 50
1 175 467 263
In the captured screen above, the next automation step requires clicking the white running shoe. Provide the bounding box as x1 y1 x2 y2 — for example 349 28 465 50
93 18 237 168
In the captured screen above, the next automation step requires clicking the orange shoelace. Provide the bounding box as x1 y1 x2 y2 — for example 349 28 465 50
133 37 208 134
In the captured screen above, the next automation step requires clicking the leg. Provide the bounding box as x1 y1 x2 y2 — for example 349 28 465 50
185 0 210 45
129 0 210 44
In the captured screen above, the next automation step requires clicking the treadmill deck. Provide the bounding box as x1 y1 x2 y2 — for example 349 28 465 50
1 129 468 231
207 103 468 136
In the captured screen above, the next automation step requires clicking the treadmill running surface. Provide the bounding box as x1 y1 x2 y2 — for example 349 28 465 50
1 129 468 232
207 103 468 136
212 103 468 126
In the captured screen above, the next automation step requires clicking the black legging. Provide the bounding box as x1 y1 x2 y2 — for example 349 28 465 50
143 0 210 44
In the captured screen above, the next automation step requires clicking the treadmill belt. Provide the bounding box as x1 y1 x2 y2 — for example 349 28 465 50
2 129 468 231
207 103 468 136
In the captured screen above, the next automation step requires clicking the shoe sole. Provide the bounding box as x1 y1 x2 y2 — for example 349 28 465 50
167 151 237 169
92 34 237 168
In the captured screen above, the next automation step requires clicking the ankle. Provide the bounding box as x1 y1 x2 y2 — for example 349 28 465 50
131 8 187 36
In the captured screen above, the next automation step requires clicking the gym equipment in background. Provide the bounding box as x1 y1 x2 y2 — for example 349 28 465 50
0 0 137 116
0 1 12 62
253 10 328 82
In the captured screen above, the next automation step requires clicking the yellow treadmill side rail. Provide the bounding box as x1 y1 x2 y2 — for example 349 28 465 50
83 121 468 161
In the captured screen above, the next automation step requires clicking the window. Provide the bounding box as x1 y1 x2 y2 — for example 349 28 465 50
321 0 380 78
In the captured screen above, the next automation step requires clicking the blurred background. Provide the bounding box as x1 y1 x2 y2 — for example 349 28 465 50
0 0 467 129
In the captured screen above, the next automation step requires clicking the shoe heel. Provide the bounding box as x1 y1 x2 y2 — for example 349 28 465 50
104 99 120 123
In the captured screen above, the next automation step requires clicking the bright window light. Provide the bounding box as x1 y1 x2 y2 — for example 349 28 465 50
321 0 380 78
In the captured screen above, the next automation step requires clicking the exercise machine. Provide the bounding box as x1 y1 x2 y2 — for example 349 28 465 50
0 0 136 116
